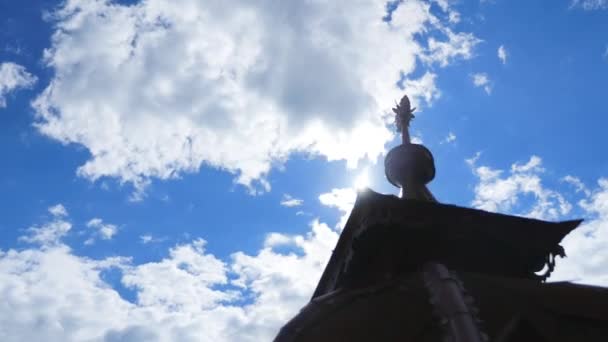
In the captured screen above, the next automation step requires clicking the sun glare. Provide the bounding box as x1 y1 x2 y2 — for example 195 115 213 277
354 171 370 190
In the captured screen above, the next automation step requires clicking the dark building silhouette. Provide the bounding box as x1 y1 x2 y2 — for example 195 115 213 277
275 95 608 341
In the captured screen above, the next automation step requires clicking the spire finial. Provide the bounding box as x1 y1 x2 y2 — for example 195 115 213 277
385 93 436 201
392 94 416 143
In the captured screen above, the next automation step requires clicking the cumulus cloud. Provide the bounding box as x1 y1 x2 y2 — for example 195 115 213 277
5 177 608 341
0 62 37 108
468 155 571 220
401 71 442 105
32 0 479 196
468 155 608 286
551 178 608 286
48 203 68 217
122 238 235 312
19 204 72 247
1 205 339 341
448 11 461 24
570 0 608 10
318 187 357 229
280 194 303 208
562 175 591 195
497 45 508 64
510 155 544 173
85 218 118 244
427 1 460 23
230 220 338 333
318 188 356 215
139 234 165 244
441 131 456 144
471 72 492 95
411 134 424 144
0 245 132 341
140 235 154 244
423 30 481 67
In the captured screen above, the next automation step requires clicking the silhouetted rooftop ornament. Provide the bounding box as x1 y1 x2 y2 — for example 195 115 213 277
385 94 436 201
392 94 416 143
274 93 606 342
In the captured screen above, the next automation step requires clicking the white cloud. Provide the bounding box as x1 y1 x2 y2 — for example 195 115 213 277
441 131 456 144
604 45 608 61
5 182 608 342
140 234 164 244
263 232 294 248
401 71 441 106
32 0 478 196
471 72 492 95
468 156 608 286
510 155 543 173
280 194 303 208
431 0 449 12
469 155 571 220
19 204 72 247
497 45 508 64
465 151 482 166
411 134 424 144
0 245 133 341
319 188 357 215
231 220 338 332
86 217 118 243
562 175 591 195
428 0 460 23
122 238 235 311
0 62 37 108
319 187 357 229
551 178 608 286
1 204 339 341
48 203 68 217
448 11 461 23
423 31 481 67
570 0 608 10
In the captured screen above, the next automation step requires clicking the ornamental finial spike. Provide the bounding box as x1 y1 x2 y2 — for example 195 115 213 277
385 93 436 201
392 94 416 143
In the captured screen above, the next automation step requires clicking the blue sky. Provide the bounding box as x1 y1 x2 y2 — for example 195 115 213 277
1 0 607 341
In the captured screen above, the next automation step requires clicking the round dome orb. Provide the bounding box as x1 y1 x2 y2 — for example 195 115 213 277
384 144 435 188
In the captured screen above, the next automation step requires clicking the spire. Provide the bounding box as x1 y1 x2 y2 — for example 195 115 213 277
392 94 416 144
385 94 436 201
